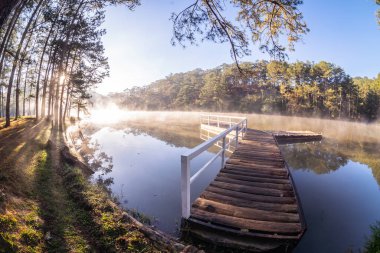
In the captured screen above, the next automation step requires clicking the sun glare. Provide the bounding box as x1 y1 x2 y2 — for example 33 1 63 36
86 104 134 124
59 74 66 85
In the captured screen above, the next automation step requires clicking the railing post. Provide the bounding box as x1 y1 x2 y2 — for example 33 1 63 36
217 116 220 128
235 126 239 147
242 121 244 136
207 115 210 125
221 136 226 167
181 155 190 219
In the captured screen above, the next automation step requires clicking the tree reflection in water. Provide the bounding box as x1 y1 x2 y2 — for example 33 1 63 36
68 126 114 193
280 140 348 174
280 138 380 185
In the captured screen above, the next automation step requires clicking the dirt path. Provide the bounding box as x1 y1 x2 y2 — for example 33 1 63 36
0 118 95 252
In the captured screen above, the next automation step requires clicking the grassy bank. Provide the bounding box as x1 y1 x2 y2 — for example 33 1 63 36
57 153 161 252
0 118 169 252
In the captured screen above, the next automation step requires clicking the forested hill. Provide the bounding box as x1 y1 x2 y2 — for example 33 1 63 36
106 61 380 121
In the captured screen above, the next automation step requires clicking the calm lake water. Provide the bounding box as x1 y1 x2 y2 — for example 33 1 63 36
78 111 380 252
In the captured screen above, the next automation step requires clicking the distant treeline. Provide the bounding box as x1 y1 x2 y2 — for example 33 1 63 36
109 61 380 121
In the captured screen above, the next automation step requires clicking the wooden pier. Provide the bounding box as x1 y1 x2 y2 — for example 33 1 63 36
181 115 319 252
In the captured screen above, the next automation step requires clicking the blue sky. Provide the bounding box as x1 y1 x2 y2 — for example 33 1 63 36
97 0 380 94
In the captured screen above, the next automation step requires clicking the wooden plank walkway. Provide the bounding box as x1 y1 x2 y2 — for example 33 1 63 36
185 129 306 252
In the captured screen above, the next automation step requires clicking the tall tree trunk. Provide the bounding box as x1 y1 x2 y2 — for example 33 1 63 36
63 54 78 122
53 65 61 128
15 8 40 119
63 85 71 121
15 61 24 119
41 47 57 118
0 0 24 29
47 68 56 118
35 5 63 121
0 0 27 74
67 100 71 118
22 63 29 116
59 51 77 129
35 35 52 120
77 103 80 119
28 78 33 115
5 0 44 127
0 85 3 118
53 0 86 128
348 93 351 118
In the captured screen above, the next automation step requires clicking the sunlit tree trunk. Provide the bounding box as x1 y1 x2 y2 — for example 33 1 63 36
5 0 44 127
15 61 24 119
35 33 52 120
48 70 55 119
35 5 62 121
41 46 57 118
53 0 86 128
53 61 62 128
63 54 78 121
63 85 71 121
59 51 77 128
22 63 29 116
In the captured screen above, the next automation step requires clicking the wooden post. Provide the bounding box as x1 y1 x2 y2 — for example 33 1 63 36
207 115 210 125
221 136 226 168
236 127 239 147
181 155 190 218
217 116 219 128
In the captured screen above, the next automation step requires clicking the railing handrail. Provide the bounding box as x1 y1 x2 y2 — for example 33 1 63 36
200 114 246 120
181 115 247 218
183 119 245 159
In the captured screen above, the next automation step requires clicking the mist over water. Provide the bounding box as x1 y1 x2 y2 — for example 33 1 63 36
85 106 380 144
75 107 380 252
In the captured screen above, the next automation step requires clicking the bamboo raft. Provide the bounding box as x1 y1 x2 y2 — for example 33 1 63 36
185 129 307 252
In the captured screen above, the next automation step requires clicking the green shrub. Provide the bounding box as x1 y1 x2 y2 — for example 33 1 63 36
20 228 42 246
0 214 17 232
0 233 18 253
101 213 126 238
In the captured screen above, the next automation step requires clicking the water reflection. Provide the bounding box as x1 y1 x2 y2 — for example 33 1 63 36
281 138 380 185
75 112 380 252
288 160 380 252
67 125 114 192
85 126 222 234
280 141 348 174
279 140 380 252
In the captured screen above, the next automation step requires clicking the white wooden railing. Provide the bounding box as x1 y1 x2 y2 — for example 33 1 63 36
181 115 247 218
200 114 246 128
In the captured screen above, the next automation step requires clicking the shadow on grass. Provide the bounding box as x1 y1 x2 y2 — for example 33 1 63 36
34 149 71 252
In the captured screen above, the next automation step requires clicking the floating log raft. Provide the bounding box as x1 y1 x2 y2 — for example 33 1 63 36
270 130 322 144
184 129 306 252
